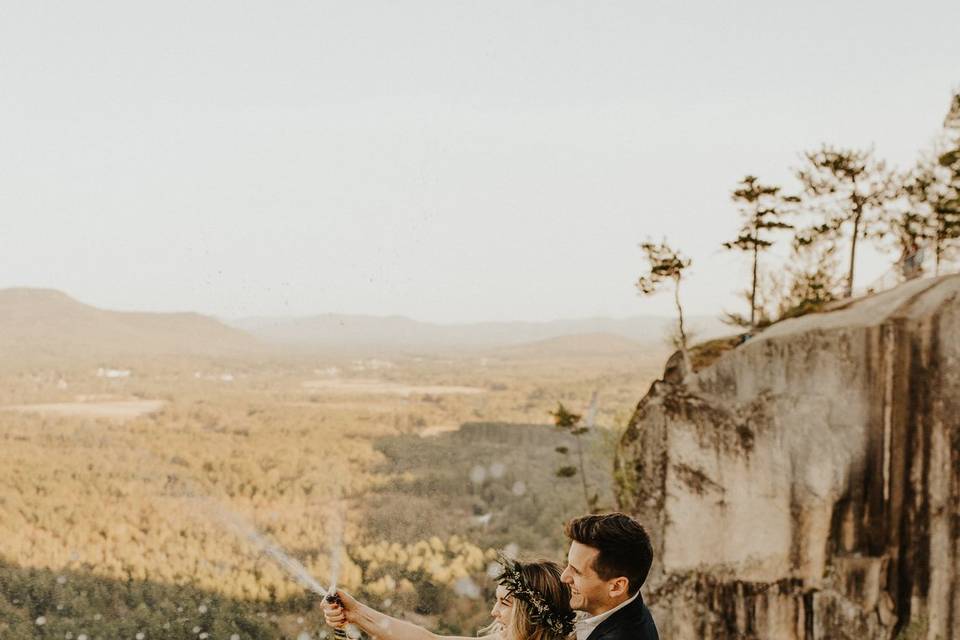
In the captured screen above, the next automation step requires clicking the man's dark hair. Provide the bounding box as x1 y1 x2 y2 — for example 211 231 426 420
564 513 653 596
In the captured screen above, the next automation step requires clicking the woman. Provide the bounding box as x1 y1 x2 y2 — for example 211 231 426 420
323 556 575 640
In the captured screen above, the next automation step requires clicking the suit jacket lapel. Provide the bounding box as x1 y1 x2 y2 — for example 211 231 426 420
585 595 645 640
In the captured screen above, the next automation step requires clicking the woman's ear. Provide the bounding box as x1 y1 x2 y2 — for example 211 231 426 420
607 577 630 599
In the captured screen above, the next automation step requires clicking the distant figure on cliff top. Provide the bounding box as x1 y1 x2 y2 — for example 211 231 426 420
901 239 925 281
323 512 658 640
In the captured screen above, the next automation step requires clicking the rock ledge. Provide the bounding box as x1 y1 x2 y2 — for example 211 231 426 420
615 275 960 639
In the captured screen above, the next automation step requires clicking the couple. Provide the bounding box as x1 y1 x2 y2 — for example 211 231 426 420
324 513 658 640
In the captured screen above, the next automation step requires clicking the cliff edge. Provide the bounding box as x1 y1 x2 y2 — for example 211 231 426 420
615 275 960 639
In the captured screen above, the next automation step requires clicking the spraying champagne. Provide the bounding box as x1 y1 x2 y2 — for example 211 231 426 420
325 514 347 640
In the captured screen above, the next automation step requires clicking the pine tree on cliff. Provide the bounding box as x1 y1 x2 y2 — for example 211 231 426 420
635 239 691 350
931 90 960 273
778 242 844 318
795 146 895 297
721 175 797 326
890 92 960 277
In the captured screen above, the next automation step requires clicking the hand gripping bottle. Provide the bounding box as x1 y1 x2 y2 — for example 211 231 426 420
325 584 349 640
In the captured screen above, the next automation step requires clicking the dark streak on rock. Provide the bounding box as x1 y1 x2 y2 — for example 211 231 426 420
673 463 724 496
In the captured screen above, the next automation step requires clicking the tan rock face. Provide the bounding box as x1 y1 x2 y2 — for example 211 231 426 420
615 275 960 640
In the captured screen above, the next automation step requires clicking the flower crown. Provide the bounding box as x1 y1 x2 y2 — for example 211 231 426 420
494 554 575 636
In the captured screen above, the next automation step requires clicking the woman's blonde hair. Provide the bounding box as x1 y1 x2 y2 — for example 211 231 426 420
483 559 574 640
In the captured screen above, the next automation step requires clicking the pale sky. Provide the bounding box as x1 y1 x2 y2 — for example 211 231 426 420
2 1 958 323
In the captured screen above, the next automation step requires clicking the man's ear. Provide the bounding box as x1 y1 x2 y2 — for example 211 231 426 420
607 577 629 599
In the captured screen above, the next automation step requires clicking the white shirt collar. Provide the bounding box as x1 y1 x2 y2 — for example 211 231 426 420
574 592 640 640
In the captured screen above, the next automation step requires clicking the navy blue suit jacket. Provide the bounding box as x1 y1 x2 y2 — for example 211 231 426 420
584 594 658 640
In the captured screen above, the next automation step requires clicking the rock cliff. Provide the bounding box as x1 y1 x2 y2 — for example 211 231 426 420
615 275 960 639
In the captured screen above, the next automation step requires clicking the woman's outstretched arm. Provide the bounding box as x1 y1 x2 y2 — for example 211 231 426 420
323 590 498 640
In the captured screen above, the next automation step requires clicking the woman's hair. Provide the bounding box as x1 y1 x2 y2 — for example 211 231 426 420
483 558 574 640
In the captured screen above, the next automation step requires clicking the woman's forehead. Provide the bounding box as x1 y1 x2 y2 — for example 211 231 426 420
495 584 510 599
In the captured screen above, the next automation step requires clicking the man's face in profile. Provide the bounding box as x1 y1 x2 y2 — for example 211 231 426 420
561 541 614 616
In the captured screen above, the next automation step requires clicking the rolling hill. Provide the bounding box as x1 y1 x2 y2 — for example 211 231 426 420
0 288 264 367
490 332 658 360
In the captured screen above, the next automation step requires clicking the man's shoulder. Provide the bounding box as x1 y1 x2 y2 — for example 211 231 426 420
590 596 658 640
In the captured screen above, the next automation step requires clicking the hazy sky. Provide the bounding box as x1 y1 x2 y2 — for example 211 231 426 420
2 1 958 323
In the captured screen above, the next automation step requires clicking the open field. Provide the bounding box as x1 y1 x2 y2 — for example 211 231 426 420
0 347 669 639
1 399 165 419
300 378 485 396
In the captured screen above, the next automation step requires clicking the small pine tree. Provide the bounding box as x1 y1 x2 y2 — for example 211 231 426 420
777 243 844 319
550 402 597 512
932 90 960 273
636 239 692 350
892 91 960 277
722 175 797 326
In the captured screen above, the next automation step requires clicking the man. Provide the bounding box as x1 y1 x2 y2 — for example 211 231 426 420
560 513 659 640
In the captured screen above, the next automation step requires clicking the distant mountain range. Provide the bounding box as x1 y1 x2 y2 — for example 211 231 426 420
231 312 730 354
0 288 730 366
